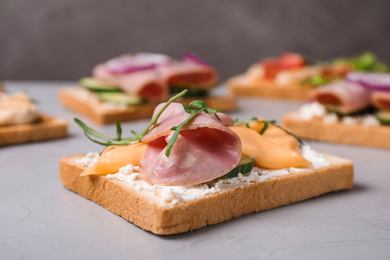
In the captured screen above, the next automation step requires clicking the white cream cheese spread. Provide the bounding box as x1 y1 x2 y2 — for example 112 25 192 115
75 152 99 167
297 102 327 120
246 64 264 79
77 145 330 205
296 102 380 127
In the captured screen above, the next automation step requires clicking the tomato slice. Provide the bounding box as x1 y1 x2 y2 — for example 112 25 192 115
261 58 280 79
259 53 306 79
278 53 306 70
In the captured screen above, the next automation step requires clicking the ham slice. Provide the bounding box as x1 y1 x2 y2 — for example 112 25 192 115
93 55 170 102
92 64 119 86
140 102 241 186
116 70 168 102
105 53 171 74
157 62 218 89
311 81 371 114
92 53 219 101
371 91 390 111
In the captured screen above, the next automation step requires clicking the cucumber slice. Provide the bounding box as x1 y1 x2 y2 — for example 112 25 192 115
97 92 143 105
218 157 255 180
80 77 121 92
326 105 376 117
375 111 390 125
169 86 209 97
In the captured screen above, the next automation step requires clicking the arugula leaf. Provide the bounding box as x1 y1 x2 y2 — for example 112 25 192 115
165 100 221 157
115 121 122 141
260 121 269 135
334 52 389 72
130 89 189 142
74 118 133 146
74 89 188 147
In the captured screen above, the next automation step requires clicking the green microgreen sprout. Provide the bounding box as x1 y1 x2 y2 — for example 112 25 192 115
165 100 221 157
75 89 188 147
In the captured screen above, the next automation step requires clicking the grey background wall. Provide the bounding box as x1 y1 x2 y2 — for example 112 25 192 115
1 0 389 81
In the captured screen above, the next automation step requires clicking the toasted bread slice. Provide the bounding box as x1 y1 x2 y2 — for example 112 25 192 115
0 113 67 146
228 75 314 100
59 154 353 235
282 112 390 149
59 87 237 125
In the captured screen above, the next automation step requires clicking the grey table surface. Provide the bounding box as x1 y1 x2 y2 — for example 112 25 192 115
1 81 390 260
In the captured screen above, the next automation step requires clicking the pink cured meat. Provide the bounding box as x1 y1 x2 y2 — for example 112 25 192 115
117 70 168 102
371 91 390 110
140 102 241 186
93 63 168 102
311 81 371 114
92 64 119 86
157 62 218 89
91 53 219 101
105 53 171 74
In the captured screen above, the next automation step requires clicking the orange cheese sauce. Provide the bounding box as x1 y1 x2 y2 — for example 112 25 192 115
81 142 147 176
229 124 311 169
246 119 300 153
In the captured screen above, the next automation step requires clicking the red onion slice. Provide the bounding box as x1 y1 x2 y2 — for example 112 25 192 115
346 72 390 92
106 53 172 75
183 52 210 66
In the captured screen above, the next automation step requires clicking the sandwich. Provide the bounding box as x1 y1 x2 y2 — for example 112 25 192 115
0 84 67 146
282 71 390 148
59 90 353 235
228 52 388 100
59 53 236 124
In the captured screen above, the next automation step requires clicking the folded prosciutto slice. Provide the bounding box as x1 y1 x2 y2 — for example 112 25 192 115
92 53 218 101
371 91 390 111
92 64 118 86
140 102 241 186
311 81 371 114
117 70 168 101
93 54 170 101
157 61 218 89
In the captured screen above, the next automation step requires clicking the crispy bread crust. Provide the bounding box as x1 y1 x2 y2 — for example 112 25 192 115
59 154 353 235
58 87 237 125
282 112 390 149
0 113 67 146
228 75 314 100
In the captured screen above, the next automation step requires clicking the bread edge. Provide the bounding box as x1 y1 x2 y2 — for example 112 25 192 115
0 113 68 146
282 112 390 149
228 75 314 100
58 87 237 125
59 154 353 235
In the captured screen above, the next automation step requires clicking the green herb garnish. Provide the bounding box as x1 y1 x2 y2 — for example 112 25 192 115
166 100 221 157
305 75 330 86
234 117 303 144
75 89 188 147
75 89 221 157
333 52 389 72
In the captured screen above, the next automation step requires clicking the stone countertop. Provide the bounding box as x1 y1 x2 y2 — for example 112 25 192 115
1 81 390 260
